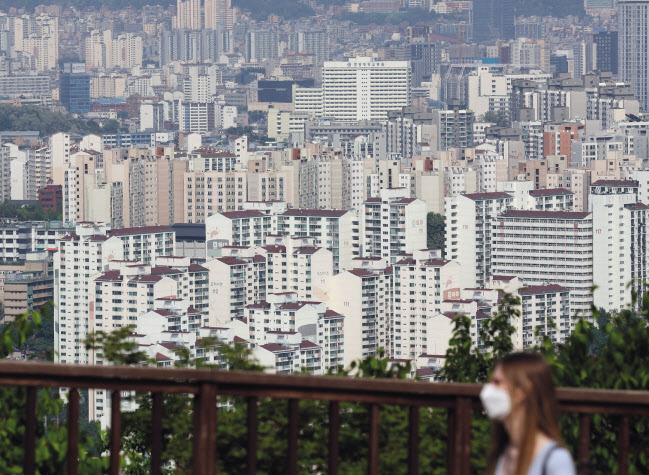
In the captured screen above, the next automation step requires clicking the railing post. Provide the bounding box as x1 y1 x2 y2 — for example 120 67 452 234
329 401 340 475
617 415 630 475
247 396 258 475
192 383 217 475
448 397 471 475
577 413 591 474
110 390 122 475
67 388 79 475
24 387 37 475
408 406 420 475
287 398 299 475
151 392 163 475
368 403 380 475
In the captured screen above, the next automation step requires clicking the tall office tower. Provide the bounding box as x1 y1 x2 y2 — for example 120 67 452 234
594 31 618 74
472 0 515 43
322 57 411 122
291 30 330 64
246 30 280 62
204 0 235 30
619 0 649 110
173 0 202 30
60 63 90 114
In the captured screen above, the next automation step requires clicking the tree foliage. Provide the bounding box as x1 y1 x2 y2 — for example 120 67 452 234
0 200 62 222
426 212 445 255
335 9 438 26
0 304 109 473
234 0 315 20
1 287 649 472
480 110 510 128
0 104 119 137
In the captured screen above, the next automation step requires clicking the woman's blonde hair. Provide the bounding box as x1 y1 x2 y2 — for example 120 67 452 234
487 352 563 475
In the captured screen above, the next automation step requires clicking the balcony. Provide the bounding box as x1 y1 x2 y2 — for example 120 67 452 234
1 361 647 475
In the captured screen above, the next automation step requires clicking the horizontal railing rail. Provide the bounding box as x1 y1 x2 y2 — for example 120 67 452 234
0 361 648 475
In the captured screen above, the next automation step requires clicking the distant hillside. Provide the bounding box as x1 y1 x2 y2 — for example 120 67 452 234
0 0 586 21
0 0 312 17
515 0 585 18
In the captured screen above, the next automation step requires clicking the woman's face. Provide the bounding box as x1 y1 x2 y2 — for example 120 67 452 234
491 364 527 408
490 364 511 394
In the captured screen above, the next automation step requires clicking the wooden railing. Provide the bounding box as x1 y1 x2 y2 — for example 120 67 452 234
1 361 648 475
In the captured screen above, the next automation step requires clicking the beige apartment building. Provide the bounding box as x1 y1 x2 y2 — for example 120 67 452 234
183 170 247 223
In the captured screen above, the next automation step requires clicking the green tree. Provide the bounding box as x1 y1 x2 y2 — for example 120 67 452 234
480 110 510 128
0 200 62 222
426 212 445 255
0 305 109 473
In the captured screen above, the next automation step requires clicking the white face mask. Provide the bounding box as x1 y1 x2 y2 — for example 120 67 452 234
480 383 512 421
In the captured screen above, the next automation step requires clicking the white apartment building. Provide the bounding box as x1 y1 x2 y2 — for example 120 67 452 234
205 248 266 324
0 221 73 262
152 256 210 313
246 292 344 373
590 179 647 310
54 223 124 366
445 192 513 288
261 235 333 301
391 250 461 359
205 209 277 258
277 208 360 273
491 210 594 316
327 260 393 366
519 284 571 347
528 188 574 210
298 156 345 210
362 188 427 264
107 226 176 265
26 146 51 200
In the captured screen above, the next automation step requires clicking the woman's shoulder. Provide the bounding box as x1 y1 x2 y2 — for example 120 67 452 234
543 443 576 475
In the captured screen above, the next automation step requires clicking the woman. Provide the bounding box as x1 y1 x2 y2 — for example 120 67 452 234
480 352 576 475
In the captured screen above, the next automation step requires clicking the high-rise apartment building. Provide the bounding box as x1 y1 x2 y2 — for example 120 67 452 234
290 30 330 64
618 0 649 109
204 0 235 29
246 30 280 62
54 223 124 366
472 0 515 43
590 180 647 311
362 188 427 264
84 30 143 69
173 0 201 30
491 210 594 315
445 192 513 288
433 107 475 151
391 250 461 359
